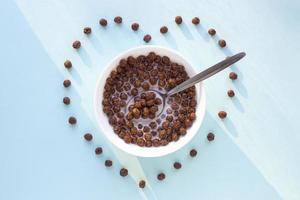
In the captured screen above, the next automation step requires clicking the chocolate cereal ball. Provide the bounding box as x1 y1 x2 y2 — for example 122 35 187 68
83 27 92 34
175 16 183 24
207 132 215 141
218 39 226 48
229 72 238 80
192 17 200 25
72 40 81 49
131 23 139 31
64 60 72 69
160 26 168 34
99 18 107 26
218 111 227 119
143 34 151 43
227 90 235 97
139 180 146 188
68 116 77 125
208 28 216 36
114 16 122 24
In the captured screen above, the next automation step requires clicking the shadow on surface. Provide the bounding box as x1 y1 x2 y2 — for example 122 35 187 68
195 25 209 42
134 28 146 40
69 65 83 85
137 112 281 199
179 22 194 40
232 78 248 98
163 32 178 49
211 34 248 98
78 47 92 67
231 95 245 112
89 34 102 53
222 116 239 137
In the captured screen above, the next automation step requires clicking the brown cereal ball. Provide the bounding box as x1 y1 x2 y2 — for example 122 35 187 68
218 39 226 48
160 26 168 34
190 149 197 157
218 111 227 119
208 28 216 36
99 18 108 26
139 180 146 188
192 17 200 25
72 40 81 49
143 34 152 43
175 16 182 24
83 27 92 34
229 72 238 80
207 132 215 141
227 90 235 97
114 16 122 24
131 23 139 31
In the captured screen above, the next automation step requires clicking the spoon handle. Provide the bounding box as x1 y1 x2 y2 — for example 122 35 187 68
167 52 246 96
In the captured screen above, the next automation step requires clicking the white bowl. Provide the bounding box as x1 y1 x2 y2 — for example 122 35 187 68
94 45 206 157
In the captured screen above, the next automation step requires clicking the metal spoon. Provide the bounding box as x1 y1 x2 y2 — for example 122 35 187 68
153 52 246 116
126 52 246 117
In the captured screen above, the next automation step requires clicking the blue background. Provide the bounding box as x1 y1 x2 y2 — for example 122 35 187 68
1 0 300 199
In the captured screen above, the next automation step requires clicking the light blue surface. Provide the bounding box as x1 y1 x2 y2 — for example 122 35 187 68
1 0 300 199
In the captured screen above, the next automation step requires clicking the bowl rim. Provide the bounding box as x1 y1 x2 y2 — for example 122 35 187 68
94 45 206 157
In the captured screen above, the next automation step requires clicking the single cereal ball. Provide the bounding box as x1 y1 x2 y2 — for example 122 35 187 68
95 147 103 155
185 119 192 128
114 16 122 24
155 98 162 105
229 72 238 80
158 129 167 139
141 82 150 91
145 140 152 147
133 79 141 88
84 133 93 141
99 18 107 26
131 23 139 31
208 28 216 36
144 133 152 142
160 26 168 34
143 34 151 43
83 27 92 34
132 108 141 119
189 112 196 121
192 17 200 25
105 160 112 167
137 138 145 147
179 127 187 136
173 162 182 169
131 88 138 96
157 173 166 181
207 132 215 141
68 116 77 125
64 60 72 69
113 126 121 134
63 97 71 105
218 111 227 119
166 115 173 122
190 149 197 157
218 39 226 48
120 168 128 177
227 89 235 97
143 126 151 133
139 180 146 188
175 16 182 24
72 40 81 49
152 138 160 147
